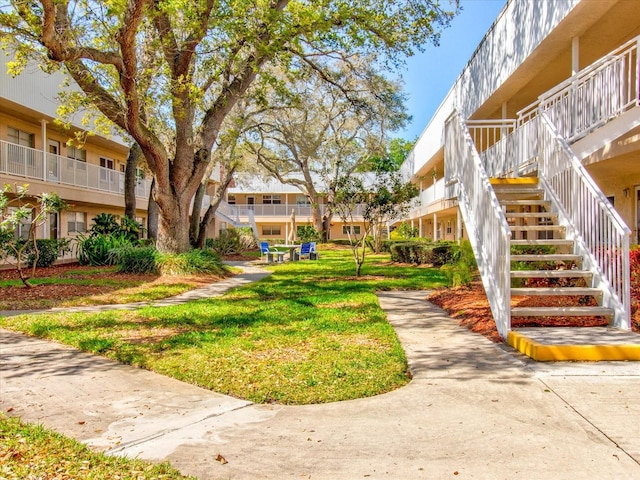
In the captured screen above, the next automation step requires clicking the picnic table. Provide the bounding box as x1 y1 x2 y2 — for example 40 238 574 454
274 244 300 261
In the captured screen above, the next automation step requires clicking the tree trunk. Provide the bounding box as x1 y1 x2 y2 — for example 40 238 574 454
196 165 237 248
190 182 207 246
124 143 141 221
147 179 159 242
321 211 333 243
156 194 192 253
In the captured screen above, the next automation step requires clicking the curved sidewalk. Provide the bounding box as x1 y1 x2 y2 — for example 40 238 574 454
0 261 270 317
1 266 640 479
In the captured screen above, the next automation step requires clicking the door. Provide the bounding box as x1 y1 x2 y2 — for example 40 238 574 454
49 212 59 240
47 139 60 179
247 196 255 211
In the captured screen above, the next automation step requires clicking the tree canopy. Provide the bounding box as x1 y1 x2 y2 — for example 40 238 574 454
0 0 458 252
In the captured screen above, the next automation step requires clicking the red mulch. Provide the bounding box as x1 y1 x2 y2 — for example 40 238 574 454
428 281 640 343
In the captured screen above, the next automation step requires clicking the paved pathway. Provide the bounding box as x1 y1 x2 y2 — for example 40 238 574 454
1 263 640 479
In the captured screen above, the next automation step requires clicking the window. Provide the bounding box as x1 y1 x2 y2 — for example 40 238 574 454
446 221 452 235
8 207 31 240
262 225 281 236
263 195 281 205
67 211 86 234
67 145 87 171
342 225 361 235
296 195 310 205
227 194 236 205
100 157 115 183
7 127 36 168
67 146 87 162
7 127 34 148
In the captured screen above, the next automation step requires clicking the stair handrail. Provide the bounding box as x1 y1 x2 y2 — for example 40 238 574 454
538 113 631 329
445 111 512 339
217 199 241 223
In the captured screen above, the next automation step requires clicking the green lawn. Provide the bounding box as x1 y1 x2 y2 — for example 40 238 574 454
0 414 195 480
1 248 447 404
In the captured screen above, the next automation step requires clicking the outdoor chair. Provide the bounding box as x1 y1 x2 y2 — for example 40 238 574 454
294 242 311 261
260 242 285 263
309 242 319 260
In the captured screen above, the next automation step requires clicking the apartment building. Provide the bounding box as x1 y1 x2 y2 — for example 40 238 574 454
223 174 366 241
399 0 640 339
0 58 152 240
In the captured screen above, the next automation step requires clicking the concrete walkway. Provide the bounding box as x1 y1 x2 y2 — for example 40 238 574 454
1 264 640 479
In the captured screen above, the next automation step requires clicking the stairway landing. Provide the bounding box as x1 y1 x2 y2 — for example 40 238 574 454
508 328 640 362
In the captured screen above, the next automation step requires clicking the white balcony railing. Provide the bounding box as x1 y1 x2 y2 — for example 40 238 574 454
540 35 639 143
446 111 512 339
0 140 151 199
419 178 446 207
229 203 367 219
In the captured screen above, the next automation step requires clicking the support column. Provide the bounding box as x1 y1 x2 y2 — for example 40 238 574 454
41 119 47 181
419 217 423 238
433 212 438 241
457 207 463 243
572 36 580 75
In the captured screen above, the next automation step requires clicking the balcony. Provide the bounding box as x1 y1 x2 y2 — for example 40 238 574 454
0 140 151 199
230 203 369 219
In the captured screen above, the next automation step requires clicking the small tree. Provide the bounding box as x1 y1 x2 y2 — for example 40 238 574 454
334 172 417 276
0 184 67 287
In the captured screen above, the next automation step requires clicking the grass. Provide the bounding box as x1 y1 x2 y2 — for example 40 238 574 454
0 248 447 404
0 414 195 479
0 266 231 310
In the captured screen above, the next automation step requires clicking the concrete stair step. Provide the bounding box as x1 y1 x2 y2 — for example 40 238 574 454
506 212 557 219
511 254 582 262
511 239 574 246
511 269 592 278
494 187 545 196
511 287 601 296
511 306 614 317
509 225 565 232
500 199 551 207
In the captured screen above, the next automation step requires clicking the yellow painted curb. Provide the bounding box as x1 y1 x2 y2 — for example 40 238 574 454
490 177 538 185
507 331 640 362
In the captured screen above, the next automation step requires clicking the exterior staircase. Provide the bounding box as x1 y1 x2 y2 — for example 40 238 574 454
492 178 614 322
441 34 640 360
215 199 259 238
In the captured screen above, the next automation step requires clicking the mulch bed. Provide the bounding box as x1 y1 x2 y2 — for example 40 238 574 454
427 281 640 343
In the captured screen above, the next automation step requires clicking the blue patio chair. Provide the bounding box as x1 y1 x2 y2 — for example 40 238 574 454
260 242 285 263
294 242 311 261
309 242 319 260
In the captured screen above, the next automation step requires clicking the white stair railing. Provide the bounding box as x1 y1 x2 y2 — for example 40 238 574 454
445 111 512 339
216 199 259 238
538 114 631 329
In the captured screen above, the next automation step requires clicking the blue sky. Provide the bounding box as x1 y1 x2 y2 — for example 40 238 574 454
398 0 507 141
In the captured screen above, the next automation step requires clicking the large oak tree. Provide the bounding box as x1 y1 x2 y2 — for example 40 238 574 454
0 0 457 253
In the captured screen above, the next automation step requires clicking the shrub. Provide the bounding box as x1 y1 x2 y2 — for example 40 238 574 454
76 233 134 266
21 238 70 268
90 213 120 236
630 246 640 298
296 225 321 243
389 241 456 266
109 245 159 274
207 228 242 255
390 222 420 240
157 249 226 276
441 240 477 287
237 227 257 250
